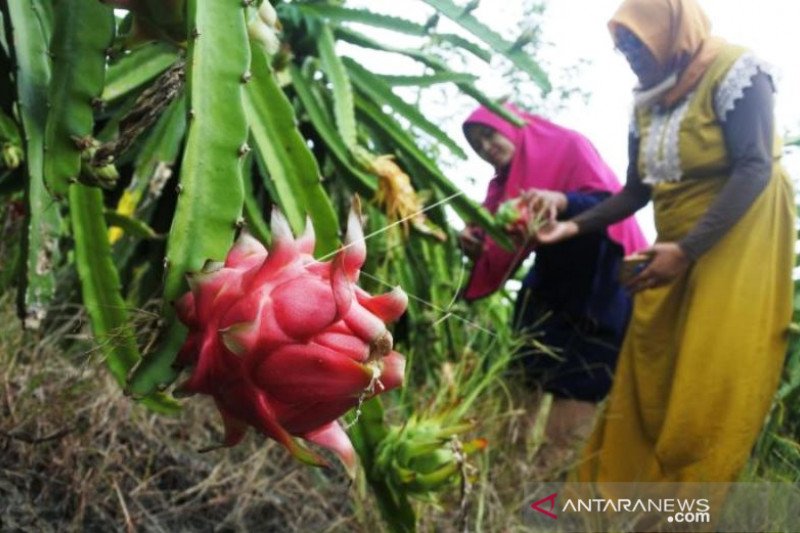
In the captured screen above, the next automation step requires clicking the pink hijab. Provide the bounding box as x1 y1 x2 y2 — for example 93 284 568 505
463 105 648 300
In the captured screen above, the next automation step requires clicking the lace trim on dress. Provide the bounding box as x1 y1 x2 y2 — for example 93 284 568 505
715 53 776 122
642 94 693 185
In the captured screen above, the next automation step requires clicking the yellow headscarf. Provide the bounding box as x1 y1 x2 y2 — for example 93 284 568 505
609 0 724 107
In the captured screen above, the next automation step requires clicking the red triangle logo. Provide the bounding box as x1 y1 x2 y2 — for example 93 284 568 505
531 492 558 520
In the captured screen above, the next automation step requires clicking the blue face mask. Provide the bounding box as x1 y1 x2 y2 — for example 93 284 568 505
615 27 659 85
616 29 646 57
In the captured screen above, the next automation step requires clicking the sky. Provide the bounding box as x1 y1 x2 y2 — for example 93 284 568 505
342 0 800 240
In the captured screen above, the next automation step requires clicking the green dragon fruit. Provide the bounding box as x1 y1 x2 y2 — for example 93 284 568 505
173 202 407 472
374 416 487 502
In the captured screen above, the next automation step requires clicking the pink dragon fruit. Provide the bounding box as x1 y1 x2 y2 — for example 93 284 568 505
495 196 546 238
495 197 532 234
172 202 407 472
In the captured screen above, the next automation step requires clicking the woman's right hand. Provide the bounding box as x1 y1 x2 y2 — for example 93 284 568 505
458 226 485 260
535 220 579 245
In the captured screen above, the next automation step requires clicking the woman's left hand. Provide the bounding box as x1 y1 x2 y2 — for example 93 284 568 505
628 243 692 293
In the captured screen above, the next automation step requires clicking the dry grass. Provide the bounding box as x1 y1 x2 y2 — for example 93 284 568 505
0 292 562 533
0 295 358 532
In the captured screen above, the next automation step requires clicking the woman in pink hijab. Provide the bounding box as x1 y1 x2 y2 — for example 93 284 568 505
460 104 647 476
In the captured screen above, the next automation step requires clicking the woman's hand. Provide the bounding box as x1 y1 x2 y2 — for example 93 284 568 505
535 220 580 245
504 189 569 246
458 225 484 261
521 188 568 222
627 243 692 293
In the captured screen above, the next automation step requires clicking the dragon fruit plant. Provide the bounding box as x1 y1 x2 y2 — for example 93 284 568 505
374 415 487 503
172 201 408 472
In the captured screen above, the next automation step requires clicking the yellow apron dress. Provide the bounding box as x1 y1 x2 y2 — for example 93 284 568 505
576 44 795 483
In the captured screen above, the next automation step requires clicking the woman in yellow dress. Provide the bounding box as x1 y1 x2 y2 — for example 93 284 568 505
538 0 795 483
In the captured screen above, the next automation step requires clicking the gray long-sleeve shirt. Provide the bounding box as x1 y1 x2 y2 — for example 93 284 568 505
574 71 775 260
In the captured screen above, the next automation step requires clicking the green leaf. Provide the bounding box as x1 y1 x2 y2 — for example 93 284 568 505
335 26 438 69
245 45 340 256
3 0 63 328
342 57 467 160
162 0 249 303
129 0 250 396
336 27 523 127
450 82 524 127
102 41 180 103
433 33 492 62
241 154 270 245
316 24 357 150
69 184 178 413
127 321 184 399
298 4 428 36
298 4 491 63
0 108 21 143
289 64 376 195
420 0 550 91
44 0 115 198
69 184 139 376
104 209 160 240
377 72 477 87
